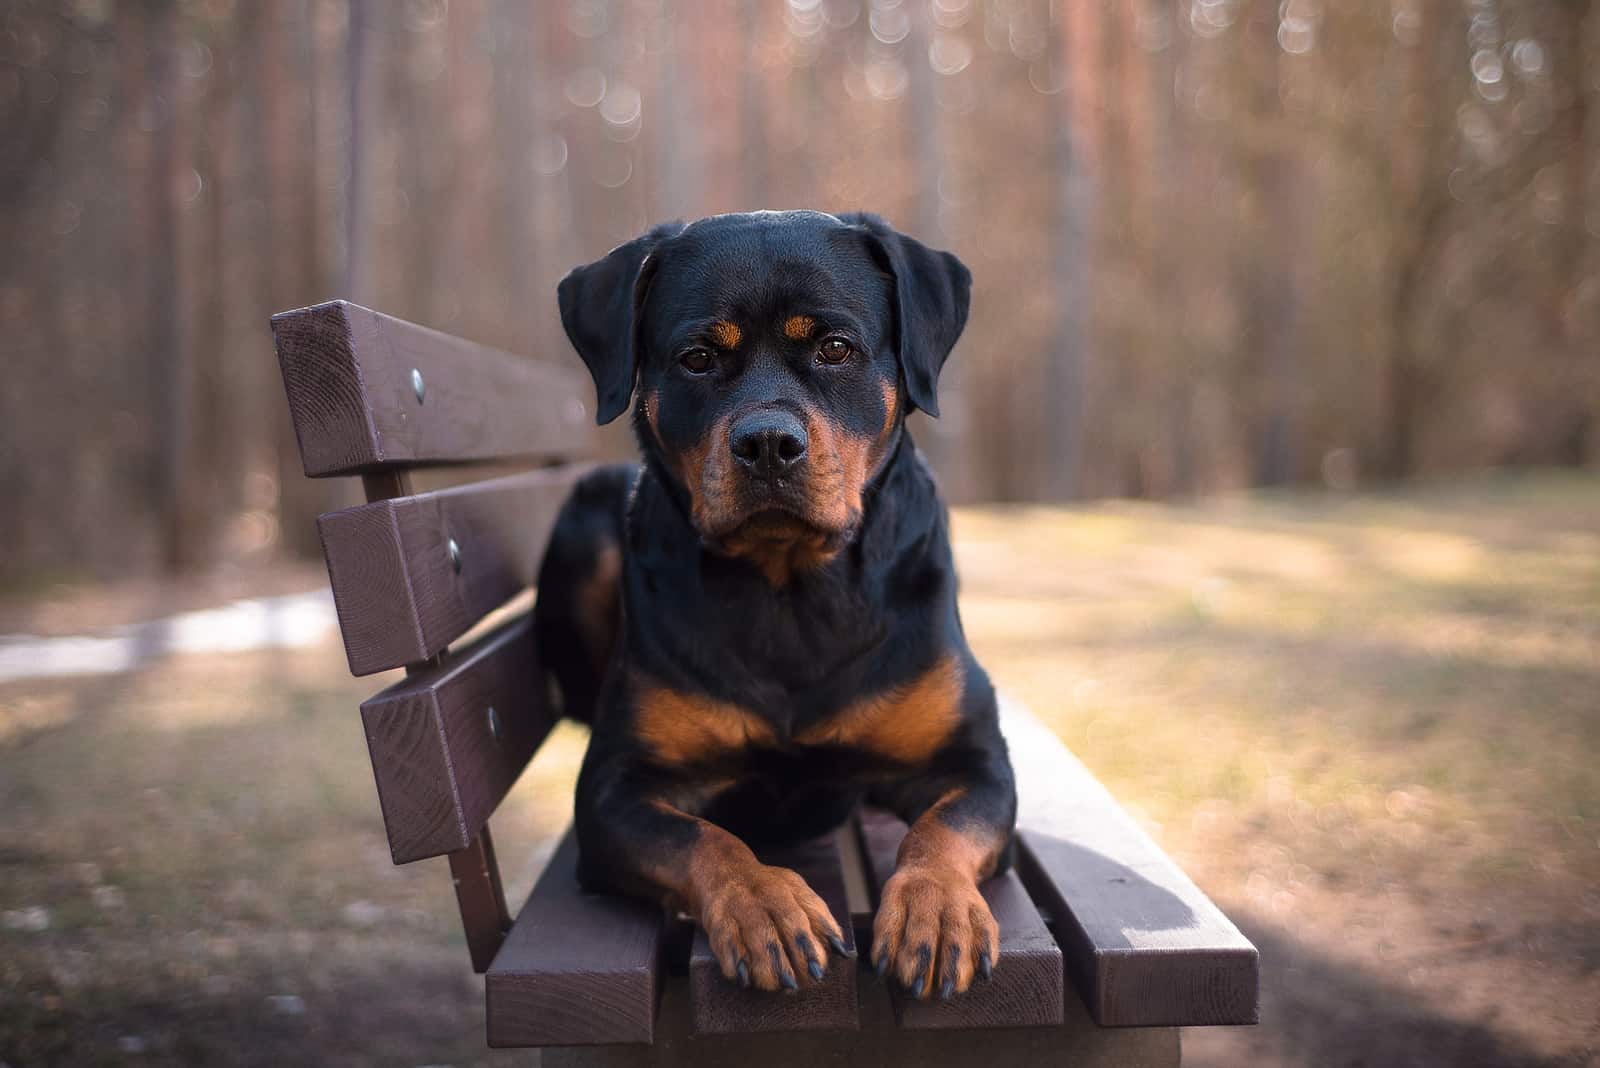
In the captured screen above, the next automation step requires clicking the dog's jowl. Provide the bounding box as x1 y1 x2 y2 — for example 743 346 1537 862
534 210 1017 1001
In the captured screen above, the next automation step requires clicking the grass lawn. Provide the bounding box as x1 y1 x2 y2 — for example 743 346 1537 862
2 471 1597 1066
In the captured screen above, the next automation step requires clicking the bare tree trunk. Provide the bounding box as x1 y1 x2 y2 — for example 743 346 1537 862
657 1 704 221
1253 2 1308 486
493 0 539 351
146 0 194 572
1381 0 1457 481
345 0 373 303
738 2 768 210
902 0 972 503
1043 0 1093 502
1150 0 1194 496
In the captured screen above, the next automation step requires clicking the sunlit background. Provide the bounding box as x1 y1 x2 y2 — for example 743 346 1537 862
2 1 1598 1066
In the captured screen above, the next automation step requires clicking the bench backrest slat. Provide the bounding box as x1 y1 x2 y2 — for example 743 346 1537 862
272 300 594 477
361 612 556 864
271 299 599 979
318 465 588 677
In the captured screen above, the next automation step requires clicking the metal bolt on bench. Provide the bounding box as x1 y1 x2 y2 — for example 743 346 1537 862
271 300 1258 1066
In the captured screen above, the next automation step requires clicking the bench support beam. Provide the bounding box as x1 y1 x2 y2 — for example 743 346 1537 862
450 824 513 974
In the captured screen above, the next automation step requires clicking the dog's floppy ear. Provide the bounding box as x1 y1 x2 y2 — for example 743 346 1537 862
557 221 685 424
838 213 971 418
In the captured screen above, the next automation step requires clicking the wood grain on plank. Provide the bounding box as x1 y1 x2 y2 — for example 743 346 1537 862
319 464 587 676
271 300 594 477
359 612 555 863
688 835 859 1035
486 827 664 1047
1000 698 1260 1027
856 808 1064 1030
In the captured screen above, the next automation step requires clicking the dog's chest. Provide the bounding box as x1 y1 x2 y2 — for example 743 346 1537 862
631 651 964 773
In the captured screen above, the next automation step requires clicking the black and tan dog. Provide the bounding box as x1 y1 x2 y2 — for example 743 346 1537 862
534 210 1016 1002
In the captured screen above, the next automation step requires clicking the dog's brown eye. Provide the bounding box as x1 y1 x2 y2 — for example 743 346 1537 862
680 348 714 374
818 338 853 365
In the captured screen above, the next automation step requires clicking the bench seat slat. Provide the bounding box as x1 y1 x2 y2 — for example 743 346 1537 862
688 835 860 1035
319 465 587 676
487 828 664 1048
359 612 554 864
271 300 594 477
856 808 1064 1030
1000 698 1260 1027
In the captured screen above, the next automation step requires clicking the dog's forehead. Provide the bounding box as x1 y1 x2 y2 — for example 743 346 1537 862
650 212 883 312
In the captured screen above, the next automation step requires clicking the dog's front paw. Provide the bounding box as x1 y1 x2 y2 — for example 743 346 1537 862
871 862 998 999
701 863 850 992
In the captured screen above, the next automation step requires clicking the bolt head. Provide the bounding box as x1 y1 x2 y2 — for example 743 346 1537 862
410 368 426 404
486 706 500 741
447 538 462 573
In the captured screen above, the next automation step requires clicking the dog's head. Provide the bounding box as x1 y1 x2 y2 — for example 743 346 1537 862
558 211 970 576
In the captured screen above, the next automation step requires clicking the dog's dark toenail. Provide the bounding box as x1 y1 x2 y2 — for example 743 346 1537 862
769 944 797 991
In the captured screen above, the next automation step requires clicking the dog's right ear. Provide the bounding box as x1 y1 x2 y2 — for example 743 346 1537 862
557 221 685 425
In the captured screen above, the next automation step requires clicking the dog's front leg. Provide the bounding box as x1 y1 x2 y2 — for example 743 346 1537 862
574 748 849 991
870 750 1017 1000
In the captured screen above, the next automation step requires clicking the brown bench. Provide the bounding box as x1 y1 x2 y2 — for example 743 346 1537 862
270 300 1259 1066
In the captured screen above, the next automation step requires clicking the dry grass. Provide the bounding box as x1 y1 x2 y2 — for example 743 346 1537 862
2 471 1597 1066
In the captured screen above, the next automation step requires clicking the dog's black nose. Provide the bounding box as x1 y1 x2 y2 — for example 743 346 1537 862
730 409 808 478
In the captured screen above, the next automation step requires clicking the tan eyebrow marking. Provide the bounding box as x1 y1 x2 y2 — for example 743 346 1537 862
782 315 817 341
709 320 742 348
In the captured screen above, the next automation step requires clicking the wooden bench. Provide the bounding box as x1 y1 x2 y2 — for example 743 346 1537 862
271 300 1259 1066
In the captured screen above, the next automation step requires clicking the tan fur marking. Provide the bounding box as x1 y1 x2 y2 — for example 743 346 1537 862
803 411 872 534
648 804 845 991
709 320 743 348
797 655 965 763
645 801 759 912
872 787 1004 997
782 315 817 341
719 520 837 587
575 545 622 670
634 679 775 766
896 788 1005 882
681 410 740 535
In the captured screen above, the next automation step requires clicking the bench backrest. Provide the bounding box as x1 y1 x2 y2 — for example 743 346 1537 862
271 299 595 972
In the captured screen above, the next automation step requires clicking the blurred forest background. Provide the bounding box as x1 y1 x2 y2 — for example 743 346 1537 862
2 0 1597 586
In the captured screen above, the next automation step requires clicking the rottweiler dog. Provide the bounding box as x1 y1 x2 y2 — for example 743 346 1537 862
534 210 1016 1002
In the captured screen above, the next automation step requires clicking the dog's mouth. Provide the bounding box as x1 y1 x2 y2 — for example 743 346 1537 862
703 503 851 550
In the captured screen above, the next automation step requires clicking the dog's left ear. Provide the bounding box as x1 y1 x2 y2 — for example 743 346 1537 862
557 221 685 424
839 213 971 418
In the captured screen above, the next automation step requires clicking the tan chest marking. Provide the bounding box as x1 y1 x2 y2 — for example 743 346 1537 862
796 655 965 764
634 681 775 766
